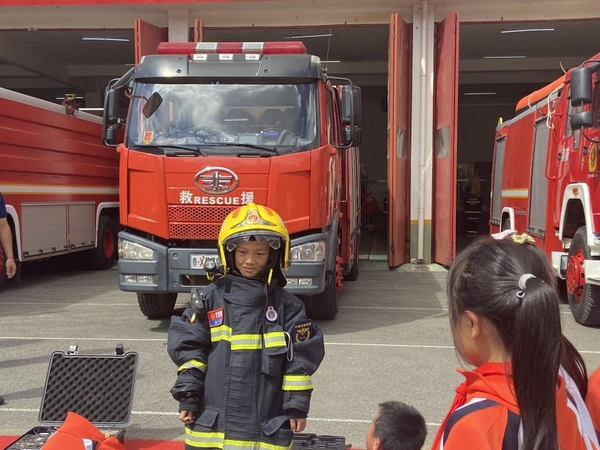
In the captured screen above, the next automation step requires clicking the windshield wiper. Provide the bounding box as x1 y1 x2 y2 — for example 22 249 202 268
210 143 280 155
148 145 208 157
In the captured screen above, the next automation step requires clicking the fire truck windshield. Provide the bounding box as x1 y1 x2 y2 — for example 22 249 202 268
126 82 319 155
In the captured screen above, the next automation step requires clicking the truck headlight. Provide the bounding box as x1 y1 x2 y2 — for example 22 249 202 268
290 240 326 262
118 239 154 260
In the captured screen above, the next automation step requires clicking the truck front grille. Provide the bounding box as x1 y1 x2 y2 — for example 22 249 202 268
168 205 237 239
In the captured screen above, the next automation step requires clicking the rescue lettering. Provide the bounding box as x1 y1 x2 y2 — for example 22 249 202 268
194 196 241 205
178 190 255 205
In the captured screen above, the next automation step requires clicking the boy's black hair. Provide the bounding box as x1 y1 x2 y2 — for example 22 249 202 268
373 401 427 450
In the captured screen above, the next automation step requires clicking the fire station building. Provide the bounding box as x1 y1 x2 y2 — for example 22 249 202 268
1 0 598 267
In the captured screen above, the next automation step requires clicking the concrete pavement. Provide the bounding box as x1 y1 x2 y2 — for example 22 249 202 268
0 257 598 448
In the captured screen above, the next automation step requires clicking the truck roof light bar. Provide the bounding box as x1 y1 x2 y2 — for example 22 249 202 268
157 41 307 55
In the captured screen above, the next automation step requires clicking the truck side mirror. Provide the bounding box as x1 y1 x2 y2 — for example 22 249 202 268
142 92 163 118
340 85 362 126
350 86 362 126
570 67 592 107
342 125 352 144
104 89 120 125
570 110 593 130
103 125 119 146
102 88 121 146
341 126 362 147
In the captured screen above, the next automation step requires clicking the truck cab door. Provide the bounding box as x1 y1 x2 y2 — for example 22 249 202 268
433 12 459 266
387 13 411 268
134 19 168 64
194 18 204 42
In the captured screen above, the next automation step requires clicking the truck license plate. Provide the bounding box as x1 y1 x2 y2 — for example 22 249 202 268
190 254 219 270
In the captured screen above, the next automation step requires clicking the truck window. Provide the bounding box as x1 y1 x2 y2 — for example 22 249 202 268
125 82 319 155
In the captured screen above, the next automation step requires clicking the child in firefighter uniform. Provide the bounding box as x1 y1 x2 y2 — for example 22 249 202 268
432 235 600 450
167 203 325 450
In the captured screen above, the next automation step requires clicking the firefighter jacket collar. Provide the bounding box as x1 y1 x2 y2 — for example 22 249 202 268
217 274 279 307
232 264 287 288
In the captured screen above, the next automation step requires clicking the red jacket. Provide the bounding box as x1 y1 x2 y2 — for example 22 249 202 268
432 363 599 450
587 366 600 440
41 412 126 450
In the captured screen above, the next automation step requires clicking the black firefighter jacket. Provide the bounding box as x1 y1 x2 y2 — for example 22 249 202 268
167 273 325 450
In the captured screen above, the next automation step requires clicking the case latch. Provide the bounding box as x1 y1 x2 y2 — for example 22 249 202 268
67 344 78 355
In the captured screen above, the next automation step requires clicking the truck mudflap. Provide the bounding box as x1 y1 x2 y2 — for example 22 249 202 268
118 231 327 295
584 259 600 285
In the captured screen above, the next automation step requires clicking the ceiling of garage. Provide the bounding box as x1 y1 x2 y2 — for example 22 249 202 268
0 15 599 109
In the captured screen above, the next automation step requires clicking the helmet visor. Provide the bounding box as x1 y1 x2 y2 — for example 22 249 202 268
225 232 282 252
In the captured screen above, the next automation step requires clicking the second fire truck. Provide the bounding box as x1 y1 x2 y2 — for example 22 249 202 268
490 51 600 327
103 41 362 320
0 87 119 287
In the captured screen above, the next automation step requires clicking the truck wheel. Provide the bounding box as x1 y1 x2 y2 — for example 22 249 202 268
137 292 178 319
566 226 600 326
309 273 338 320
88 216 118 270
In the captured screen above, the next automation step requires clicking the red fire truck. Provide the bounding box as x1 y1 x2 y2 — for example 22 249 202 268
490 52 600 327
0 87 120 287
103 41 362 320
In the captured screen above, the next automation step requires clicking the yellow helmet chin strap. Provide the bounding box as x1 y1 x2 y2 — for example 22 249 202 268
267 268 273 285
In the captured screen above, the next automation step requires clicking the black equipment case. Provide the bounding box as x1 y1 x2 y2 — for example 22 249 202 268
292 433 347 450
3 344 138 450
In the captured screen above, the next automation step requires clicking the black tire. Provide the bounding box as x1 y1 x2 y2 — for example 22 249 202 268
502 218 512 231
309 273 338 320
566 226 600 326
137 292 178 319
88 215 118 270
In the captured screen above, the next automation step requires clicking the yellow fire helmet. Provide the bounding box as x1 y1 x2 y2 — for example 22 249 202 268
218 202 290 277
